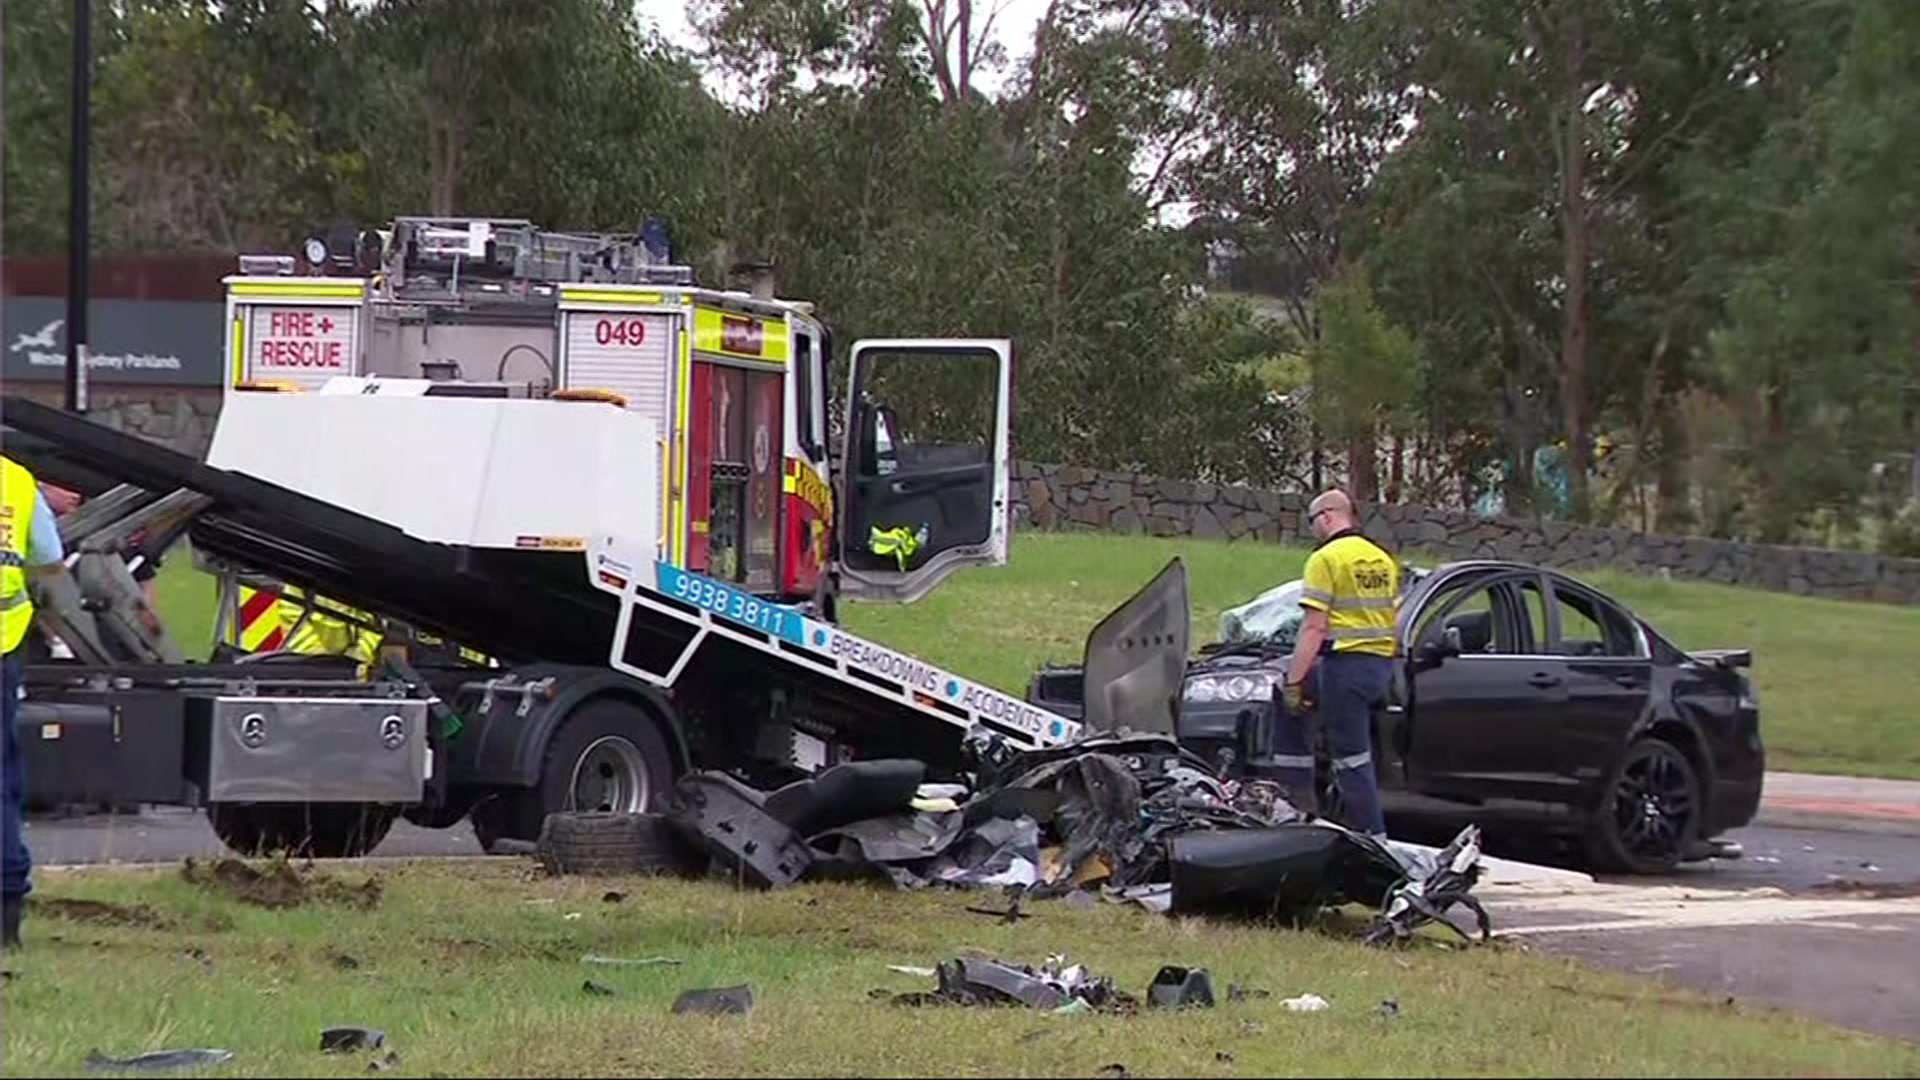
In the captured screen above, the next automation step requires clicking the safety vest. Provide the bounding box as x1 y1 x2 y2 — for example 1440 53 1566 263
231 583 382 663
1300 531 1400 657
0 457 40 653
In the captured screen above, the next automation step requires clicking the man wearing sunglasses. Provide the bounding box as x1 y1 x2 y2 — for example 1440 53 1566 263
1270 489 1400 839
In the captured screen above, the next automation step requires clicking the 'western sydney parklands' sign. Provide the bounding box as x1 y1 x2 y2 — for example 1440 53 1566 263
4 296 224 386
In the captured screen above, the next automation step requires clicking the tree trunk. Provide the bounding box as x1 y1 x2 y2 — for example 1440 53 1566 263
1388 434 1405 503
1757 381 1793 542
1654 404 1691 533
1558 9 1593 522
442 115 461 215
1310 420 1324 492
1348 430 1376 502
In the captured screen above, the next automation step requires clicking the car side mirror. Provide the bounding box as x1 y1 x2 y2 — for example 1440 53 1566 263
1416 626 1463 670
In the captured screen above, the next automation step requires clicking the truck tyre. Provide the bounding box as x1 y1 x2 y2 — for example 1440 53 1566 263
534 811 700 876
208 802 398 859
471 698 677 851
1585 737 1700 875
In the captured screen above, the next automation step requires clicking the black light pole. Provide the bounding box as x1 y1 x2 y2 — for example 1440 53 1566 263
65 0 91 413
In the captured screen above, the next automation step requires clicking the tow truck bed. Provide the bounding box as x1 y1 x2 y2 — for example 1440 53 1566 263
3 397 1082 769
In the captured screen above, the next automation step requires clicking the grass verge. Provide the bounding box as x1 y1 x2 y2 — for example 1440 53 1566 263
4 861 1917 1077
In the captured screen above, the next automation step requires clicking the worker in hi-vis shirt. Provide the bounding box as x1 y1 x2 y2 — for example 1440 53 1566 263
1271 489 1399 839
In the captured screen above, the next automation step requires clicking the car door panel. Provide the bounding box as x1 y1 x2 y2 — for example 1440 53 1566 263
1548 578 1656 799
1403 574 1573 804
836 339 1012 602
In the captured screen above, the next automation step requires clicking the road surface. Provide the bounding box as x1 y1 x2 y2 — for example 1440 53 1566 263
23 811 1920 1041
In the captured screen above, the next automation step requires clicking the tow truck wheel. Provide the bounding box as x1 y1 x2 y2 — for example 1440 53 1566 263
208 802 398 859
471 698 676 851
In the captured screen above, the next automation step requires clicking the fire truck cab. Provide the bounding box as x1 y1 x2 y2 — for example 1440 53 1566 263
221 216 1014 617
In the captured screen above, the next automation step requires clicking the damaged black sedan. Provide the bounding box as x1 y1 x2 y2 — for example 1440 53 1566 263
1029 560 1765 874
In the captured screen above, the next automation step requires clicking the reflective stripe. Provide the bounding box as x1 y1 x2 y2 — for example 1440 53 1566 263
1334 751 1373 771
1330 596 1396 611
1301 587 1334 606
1269 755 1316 769
1329 625 1394 641
228 281 366 298
0 591 26 610
0 551 22 568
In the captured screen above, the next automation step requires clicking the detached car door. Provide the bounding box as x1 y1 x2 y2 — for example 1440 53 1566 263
836 339 1013 602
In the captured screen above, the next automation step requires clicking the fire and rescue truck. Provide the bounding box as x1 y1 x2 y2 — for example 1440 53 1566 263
5 217 1106 858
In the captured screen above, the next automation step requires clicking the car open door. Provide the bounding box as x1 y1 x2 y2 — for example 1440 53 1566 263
836 339 1012 602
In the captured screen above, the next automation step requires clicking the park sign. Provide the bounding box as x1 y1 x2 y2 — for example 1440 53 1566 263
3 296 225 386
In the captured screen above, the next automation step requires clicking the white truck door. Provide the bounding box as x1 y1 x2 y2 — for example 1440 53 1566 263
836 338 1013 602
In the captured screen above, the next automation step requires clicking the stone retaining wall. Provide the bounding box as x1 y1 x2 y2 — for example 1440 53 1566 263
7 385 222 459
1013 461 1920 604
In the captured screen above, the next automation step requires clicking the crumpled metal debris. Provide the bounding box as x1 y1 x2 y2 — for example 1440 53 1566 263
1363 825 1491 946
672 723 1489 943
319 1028 386 1054
1146 966 1215 1008
891 954 1135 1013
83 1049 236 1073
671 985 755 1016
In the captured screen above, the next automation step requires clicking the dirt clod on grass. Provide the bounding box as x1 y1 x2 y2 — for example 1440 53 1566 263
181 858 383 911
30 897 176 931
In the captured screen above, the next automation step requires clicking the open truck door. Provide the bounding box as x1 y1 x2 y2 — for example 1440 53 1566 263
837 339 1012 602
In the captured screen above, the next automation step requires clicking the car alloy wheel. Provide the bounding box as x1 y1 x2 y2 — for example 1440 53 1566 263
1593 737 1699 873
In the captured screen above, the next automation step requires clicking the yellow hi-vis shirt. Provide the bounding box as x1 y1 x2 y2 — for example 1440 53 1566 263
0 457 39 653
1300 531 1400 657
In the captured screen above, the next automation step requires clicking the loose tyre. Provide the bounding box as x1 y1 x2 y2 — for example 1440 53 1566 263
1586 737 1701 875
208 802 398 858
534 811 701 876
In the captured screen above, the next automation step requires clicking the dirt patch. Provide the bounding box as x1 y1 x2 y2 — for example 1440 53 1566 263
29 897 176 931
181 857 383 911
1549 982 1737 1012
1805 879 1920 900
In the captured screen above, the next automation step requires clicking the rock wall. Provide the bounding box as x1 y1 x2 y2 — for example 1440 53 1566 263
1013 461 1920 604
7 384 223 459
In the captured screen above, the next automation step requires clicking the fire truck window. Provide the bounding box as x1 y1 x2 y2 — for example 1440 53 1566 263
856 350 994 476
795 331 820 460
743 370 782 591
708 366 749 582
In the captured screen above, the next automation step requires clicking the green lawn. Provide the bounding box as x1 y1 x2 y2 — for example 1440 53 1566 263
840 532 1920 781
149 531 1920 780
4 861 1915 1077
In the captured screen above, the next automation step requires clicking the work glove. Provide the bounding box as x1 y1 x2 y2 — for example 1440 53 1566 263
1282 679 1311 715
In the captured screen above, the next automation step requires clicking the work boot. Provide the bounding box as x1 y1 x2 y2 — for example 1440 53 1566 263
1 896 21 950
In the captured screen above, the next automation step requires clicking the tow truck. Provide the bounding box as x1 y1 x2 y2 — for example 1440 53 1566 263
4 217 1096 857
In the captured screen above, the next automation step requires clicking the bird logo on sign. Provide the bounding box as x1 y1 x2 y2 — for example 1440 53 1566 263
9 319 63 353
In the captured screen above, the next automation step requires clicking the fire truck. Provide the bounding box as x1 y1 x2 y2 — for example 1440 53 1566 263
5 217 1103 858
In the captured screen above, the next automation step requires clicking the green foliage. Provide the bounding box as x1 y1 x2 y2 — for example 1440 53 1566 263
4 0 1915 544
1881 501 1920 560
1309 266 1418 451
